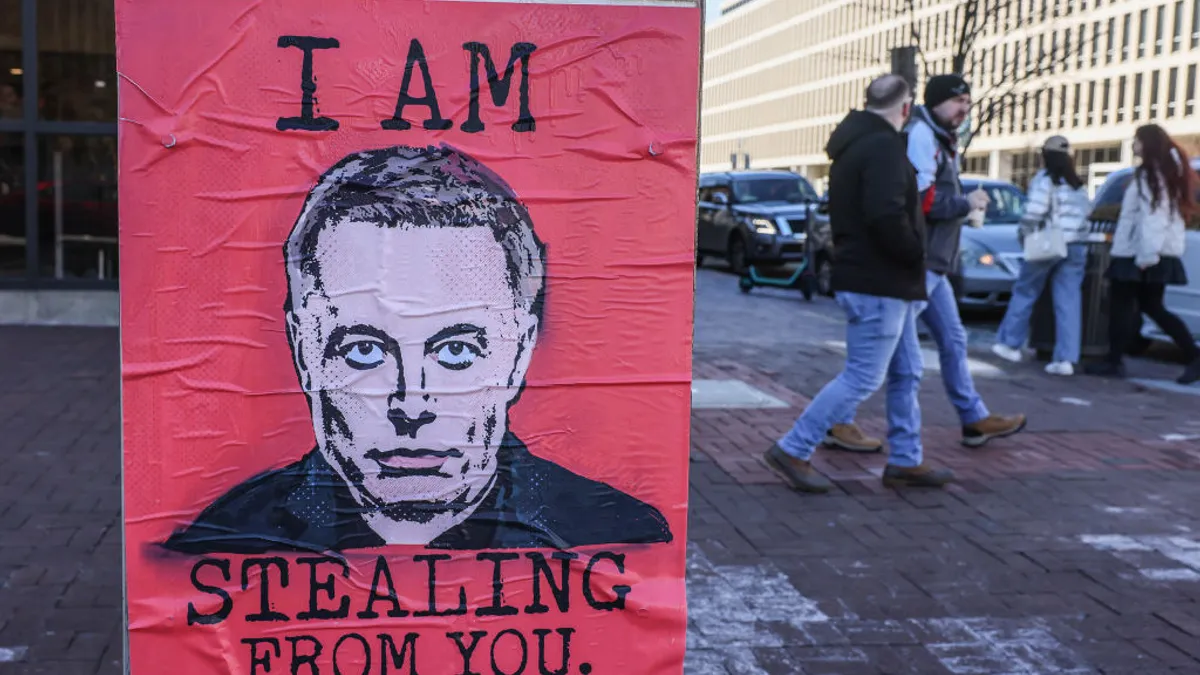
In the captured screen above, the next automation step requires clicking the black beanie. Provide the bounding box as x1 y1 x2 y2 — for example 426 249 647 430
924 74 971 109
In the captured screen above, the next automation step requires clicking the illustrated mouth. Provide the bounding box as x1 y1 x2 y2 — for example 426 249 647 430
364 447 463 476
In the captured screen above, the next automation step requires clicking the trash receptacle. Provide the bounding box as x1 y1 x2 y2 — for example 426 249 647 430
1029 230 1114 359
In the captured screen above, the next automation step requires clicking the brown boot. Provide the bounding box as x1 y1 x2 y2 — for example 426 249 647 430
962 414 1027 448
823 423 883 453
763 444 833 493
882 463 955 488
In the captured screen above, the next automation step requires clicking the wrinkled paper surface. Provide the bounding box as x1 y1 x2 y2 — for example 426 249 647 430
117 1 700 673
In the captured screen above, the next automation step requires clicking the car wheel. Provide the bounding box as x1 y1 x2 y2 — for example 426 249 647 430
815 254 833 297
728 235 747 275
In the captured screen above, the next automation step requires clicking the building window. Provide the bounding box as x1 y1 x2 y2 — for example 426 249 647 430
1059 84 1069 126
1033 90 1042 131
1139 9 1149 57
1021 92 1030 132
1150 70 1161 117
1063 29 1072 70
1175 1 1186 50
1194 0 1200 47
1091 22 1102 66
1106 17 1116 63
1077 25 1086 69
1118 75 1128 122
1080 81 1089 124
1087 81 1096 125
1102 79 1112 124
0 0 118 285
964 156 990 175
1134 74 1144 120
1122 14 1132 60
1155 4 1166 55
1050 31 1059 72
1168 67 1179 116
1186 65 1197 115
0 134 25 277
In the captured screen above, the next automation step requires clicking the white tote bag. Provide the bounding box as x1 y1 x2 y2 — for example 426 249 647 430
1022 188 1068 263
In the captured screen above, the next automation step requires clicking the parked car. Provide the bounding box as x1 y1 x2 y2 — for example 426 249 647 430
696 171 833 288
1088 159 1200 342
950 175 1028 311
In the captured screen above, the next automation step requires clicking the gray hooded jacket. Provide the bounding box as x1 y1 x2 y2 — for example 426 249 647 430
904 105 971 274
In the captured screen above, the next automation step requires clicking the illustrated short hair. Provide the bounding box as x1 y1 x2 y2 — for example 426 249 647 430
864 74 911 111
283 144 546 320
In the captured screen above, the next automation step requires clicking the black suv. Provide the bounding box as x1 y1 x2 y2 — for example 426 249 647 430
696 171 832 285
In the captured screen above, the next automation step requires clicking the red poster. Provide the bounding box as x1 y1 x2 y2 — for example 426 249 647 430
116 1 700 673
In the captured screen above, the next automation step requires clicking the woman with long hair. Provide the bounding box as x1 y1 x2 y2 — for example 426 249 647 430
993 136 1092 375
1086 124 1200 384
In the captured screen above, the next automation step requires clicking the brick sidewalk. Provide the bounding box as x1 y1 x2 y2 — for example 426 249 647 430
5 318 1200 673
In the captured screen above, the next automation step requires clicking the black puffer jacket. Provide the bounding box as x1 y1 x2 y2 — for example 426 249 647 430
825 110 927 301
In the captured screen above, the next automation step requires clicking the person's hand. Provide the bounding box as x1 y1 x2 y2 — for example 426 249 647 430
967 188 990 212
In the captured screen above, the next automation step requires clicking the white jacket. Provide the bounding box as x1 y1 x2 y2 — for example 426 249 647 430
1019 170 1092 244
1109 170 1188 268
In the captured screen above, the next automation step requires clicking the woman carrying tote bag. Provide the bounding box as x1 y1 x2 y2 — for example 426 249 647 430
1085 124 1200 384
992 136 1092 376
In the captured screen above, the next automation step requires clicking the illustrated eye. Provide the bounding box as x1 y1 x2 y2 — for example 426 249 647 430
434 341 480 370
343 341 385 370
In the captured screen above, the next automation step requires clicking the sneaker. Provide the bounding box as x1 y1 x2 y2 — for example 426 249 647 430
991 343 1023 363
763 444 833 493
1044 361 1074 376
823 423 883 453
962 414 1027 448
882 463 955 488
1084 360 1126 378
1178 358 1200 386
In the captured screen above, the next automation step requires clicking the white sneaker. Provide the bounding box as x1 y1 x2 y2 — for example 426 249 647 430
1045 361 1075 376
992 343 1023 363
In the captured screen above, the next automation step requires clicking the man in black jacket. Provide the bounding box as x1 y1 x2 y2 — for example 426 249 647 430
764 75 954 493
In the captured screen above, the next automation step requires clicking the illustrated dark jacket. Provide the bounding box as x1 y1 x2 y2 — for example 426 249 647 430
161 433 672 554
825 110 927 302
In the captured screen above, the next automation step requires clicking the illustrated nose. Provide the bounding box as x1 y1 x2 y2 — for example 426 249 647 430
388 409 437 439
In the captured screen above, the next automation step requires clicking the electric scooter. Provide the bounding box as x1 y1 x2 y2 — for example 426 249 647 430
737 199 822 301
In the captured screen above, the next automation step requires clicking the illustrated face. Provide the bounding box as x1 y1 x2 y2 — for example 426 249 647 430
288 221 537 520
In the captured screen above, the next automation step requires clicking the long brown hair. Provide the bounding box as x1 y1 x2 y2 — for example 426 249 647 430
1135 124 1198 219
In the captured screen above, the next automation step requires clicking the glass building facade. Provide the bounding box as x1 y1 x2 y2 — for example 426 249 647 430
0 0 117 290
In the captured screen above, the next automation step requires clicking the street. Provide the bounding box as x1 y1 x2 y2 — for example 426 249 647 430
3 269 1200 674
689 265 1200 674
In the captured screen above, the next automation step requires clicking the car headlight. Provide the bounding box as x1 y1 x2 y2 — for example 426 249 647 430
959 242 996 269
748 217 777 234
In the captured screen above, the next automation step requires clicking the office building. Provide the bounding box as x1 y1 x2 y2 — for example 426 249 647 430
702 0 1200 195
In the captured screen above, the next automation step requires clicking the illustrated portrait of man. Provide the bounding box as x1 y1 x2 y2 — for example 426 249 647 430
163 145 673 554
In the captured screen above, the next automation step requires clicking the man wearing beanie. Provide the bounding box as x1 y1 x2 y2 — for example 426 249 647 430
900 74 1027 448
831 76 1027 453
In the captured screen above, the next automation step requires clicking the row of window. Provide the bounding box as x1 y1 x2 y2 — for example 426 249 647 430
966 1 1200 93
705 0 1200 118
976 65 1199 139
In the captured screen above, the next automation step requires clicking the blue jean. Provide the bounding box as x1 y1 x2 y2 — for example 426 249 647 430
996 243 1087 364
921 271 990 425
778 292 926 468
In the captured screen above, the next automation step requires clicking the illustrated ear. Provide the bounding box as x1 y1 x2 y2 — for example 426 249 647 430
286 312 314 393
